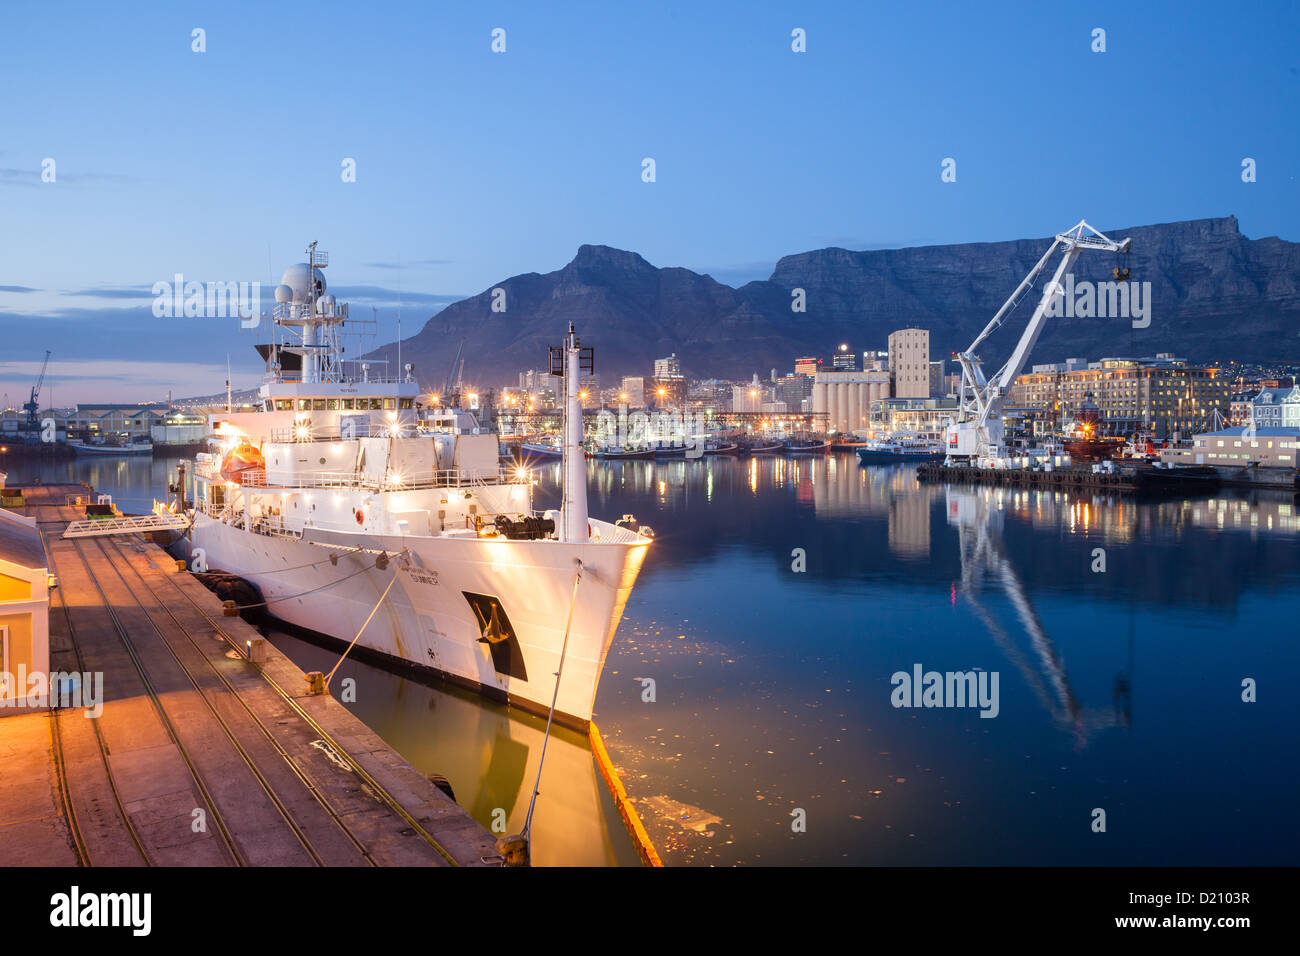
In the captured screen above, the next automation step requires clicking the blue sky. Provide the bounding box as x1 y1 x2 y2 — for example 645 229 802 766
1 0 1297 403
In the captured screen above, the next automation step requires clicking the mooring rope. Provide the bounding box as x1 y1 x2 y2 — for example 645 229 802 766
521 558 583 843
325 573 399 689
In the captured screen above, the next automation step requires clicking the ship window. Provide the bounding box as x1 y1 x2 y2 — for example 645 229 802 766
276 400 292 411
264 400 273 411
383 399 396 410
327 399 339 410
313 399 327 410
298 399 311 411
341 399 354 410
369 398 383 410
399 398 413 409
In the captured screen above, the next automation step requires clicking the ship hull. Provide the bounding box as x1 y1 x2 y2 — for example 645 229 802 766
180 515 649 729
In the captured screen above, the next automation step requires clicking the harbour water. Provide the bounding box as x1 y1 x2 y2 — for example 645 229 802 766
12 451 1299 866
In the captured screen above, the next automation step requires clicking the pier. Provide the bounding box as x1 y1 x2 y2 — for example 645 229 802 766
0 483 498 867
916 461 1221 493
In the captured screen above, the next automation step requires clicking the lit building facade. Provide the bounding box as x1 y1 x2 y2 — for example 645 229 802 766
1008 355 1230 439
888 328 930 398
813 369 891 435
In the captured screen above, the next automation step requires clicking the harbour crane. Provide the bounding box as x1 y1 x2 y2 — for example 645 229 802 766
441 338 465 404
945 220 1131 464
22 350 52 433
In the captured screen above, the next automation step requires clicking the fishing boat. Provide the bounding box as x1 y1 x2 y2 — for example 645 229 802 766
68 438 153 456
746 440 785 455
519 441 564 461
177 244 653 729
784 438 832 454
590 443 655 460
703 440 740 455
856 436 944 462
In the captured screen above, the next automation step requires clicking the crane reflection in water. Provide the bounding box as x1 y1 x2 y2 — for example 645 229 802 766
946 486 1134 748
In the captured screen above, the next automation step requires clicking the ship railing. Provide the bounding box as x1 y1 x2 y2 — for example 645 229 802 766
251 515 302 540
237 467 529 492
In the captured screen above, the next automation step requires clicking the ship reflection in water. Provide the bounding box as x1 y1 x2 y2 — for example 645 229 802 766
531 455 1300 866
266 630 641 867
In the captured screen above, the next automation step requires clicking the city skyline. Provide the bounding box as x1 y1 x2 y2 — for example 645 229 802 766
3 1 1299 402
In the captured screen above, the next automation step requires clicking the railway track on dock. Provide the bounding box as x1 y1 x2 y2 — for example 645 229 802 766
43 533 248 865
109 536 464 866
28 484 473 867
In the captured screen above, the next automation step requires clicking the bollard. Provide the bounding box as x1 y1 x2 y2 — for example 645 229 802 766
496 834 530 867
305 671 326 696
221 600 238 617
246 638 267 664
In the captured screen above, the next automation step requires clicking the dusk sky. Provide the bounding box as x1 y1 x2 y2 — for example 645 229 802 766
2 0 1297 404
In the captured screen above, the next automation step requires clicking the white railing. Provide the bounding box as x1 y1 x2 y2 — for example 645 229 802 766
236 467 528 492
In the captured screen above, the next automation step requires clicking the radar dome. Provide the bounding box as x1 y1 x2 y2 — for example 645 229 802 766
279 262 327 303
274 284 294 304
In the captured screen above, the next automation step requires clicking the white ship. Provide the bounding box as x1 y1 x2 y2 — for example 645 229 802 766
178 244 652 728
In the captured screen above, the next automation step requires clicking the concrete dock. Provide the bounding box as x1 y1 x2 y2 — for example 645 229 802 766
0 483 499 867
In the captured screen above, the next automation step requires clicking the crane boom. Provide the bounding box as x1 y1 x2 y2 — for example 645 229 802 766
945 220 1130 464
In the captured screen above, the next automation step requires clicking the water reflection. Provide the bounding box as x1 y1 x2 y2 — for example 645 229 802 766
267 631 640 867
947 487 1131 745
4 453 189 511
569 455 1300 865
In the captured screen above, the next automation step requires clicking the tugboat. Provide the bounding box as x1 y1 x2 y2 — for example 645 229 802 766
1062 395 1124 462
178 244 652 729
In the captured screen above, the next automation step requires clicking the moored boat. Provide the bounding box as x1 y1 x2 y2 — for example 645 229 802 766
784 438 832 454
68 439 153 456
856 437 944 462
176 244 653 729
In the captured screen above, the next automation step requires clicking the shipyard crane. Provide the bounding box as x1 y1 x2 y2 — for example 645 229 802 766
22 350 52 432
945 220 1131 464
441 338 465 404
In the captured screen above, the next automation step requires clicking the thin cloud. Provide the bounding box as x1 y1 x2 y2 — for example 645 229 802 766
363 258 455 270
331 285 464 307
0 285 39 293
60 287 153 299
0 167 138 189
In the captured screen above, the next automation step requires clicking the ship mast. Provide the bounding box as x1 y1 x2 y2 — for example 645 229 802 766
553 324 593 542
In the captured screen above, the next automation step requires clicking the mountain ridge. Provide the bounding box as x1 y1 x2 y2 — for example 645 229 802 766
365 216 1300 387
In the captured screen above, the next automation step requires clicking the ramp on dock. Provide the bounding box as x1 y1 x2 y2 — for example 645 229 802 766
1 483 499 868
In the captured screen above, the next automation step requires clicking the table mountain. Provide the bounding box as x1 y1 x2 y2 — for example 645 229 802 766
367 216 1300 387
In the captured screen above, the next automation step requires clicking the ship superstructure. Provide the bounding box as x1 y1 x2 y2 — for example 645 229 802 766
182 244 651 727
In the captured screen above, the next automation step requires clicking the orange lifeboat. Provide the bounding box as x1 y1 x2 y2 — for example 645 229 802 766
219 440 265 483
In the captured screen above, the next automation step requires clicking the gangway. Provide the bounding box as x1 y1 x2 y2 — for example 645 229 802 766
62 512 191 538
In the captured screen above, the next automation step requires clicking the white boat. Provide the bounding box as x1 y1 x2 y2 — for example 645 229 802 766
68 439 153 456
177 243 653 728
